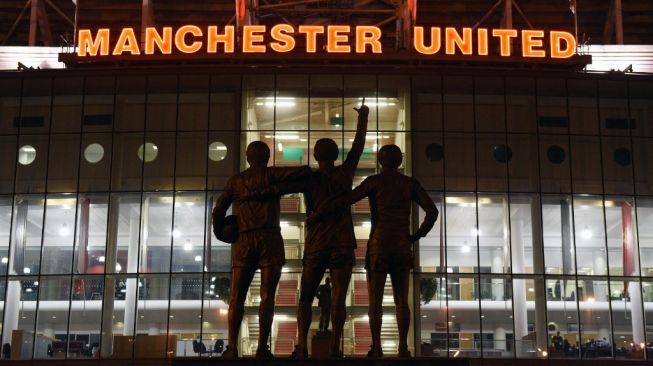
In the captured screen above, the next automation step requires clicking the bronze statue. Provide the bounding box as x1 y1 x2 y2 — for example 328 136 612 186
310 144 438 358
245 102 369 358
316 277 332 332
212 141 311 359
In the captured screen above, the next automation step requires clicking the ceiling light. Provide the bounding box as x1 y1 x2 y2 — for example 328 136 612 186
98 256 105 263
116 263 122 272
471 228 480 236
581 228 593 239
194 255 202 262
1 257 7 264
461 245 470 253
23 267 30 274
277 142 283 152
172 229 181 238
184 240 192 251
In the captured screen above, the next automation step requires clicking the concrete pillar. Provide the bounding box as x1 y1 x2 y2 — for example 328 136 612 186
491 249 504 300
2 200 27 346
628 282 645 345
530 198 548 357
511 219 528 357
593 255 607 301
123 213 141 336
494 326 506 352
2 281 21 346
100 196 121 358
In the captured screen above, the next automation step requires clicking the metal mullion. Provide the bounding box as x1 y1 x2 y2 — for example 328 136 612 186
197 73 214 358
440 75 451 359
593 79 617 359
533 76 551 359
564 78 583 356
471 76 484 357
95 74 117 360
501 75 517 359
0 76 24 346
30 76 55 359
626 80 648 360
63 74 88 359
165 74 182 355
130 74 150 360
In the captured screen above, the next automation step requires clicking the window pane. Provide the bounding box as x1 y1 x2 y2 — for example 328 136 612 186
20 78 52 134
171 192 206 272
573 196 607 276
134 274 171 358
34 276 71 359
545 276 579 358
10 196 44 276
146 75 177 131
83 76 114 134
52 77 83 133
201 273 230 356
4 277 38 359
446 195 478 273
140 193 173 273
637 198 653 276
478 195 509 273
179 75 209 131
609 280 646 359
47 134 80 193
69 274 103 359
100 274 135 358
448 274 480 357
73 195 108 275
115 76 146 132
606 198 638 276
480 275 513 358
418 194 444 272
568 79 598 135
41 195 77 274
577 277 612 358
0 197 12 275
418 274 447 356
543 196 575 275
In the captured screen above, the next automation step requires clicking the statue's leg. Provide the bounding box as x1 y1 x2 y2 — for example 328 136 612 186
367 270 387 354
296 262 326 352
323 306 331 331
329 265 352 356
258 264 282 352
228 266 257 354
390 268 411 355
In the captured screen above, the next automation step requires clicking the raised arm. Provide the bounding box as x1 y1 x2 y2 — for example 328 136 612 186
410 179 439 242
343 101 370 175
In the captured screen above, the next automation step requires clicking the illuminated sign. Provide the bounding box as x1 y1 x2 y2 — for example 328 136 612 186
77 24 577 59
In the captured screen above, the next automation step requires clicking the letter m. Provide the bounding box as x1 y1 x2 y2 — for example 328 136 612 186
78 29 110 56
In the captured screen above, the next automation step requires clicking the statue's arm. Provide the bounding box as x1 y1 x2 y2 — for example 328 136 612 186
212 179 235 222
308 178 370 224
270 165 312 184
410 179 439 242
343 104 370 175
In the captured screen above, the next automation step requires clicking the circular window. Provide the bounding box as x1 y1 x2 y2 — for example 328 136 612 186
614 147 631 166
425 143 444 162
208 141 228 162
84 143 105 163
137 142 158 162
18 145 36 165
493 144 513 163
547 145 566 164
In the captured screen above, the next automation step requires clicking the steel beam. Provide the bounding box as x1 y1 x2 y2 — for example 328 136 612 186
2 0 31 45
29 0 38 46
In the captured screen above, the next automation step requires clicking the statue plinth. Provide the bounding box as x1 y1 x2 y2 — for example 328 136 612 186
310 330 332 358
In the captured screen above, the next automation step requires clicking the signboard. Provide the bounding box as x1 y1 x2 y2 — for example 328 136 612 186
76 24 577 59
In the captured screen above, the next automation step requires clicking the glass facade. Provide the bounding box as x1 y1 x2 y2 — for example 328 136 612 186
0 70 651 360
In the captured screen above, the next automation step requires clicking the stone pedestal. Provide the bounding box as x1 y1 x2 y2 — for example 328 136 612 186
311 330 332 358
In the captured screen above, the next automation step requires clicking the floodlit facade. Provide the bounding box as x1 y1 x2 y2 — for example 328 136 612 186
0 68 652 361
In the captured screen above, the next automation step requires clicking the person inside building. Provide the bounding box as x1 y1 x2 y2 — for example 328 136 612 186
212 141 311 359
309 144 438 358
316 277 332 333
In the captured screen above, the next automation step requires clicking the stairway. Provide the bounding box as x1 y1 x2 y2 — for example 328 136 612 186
274 321 298 355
